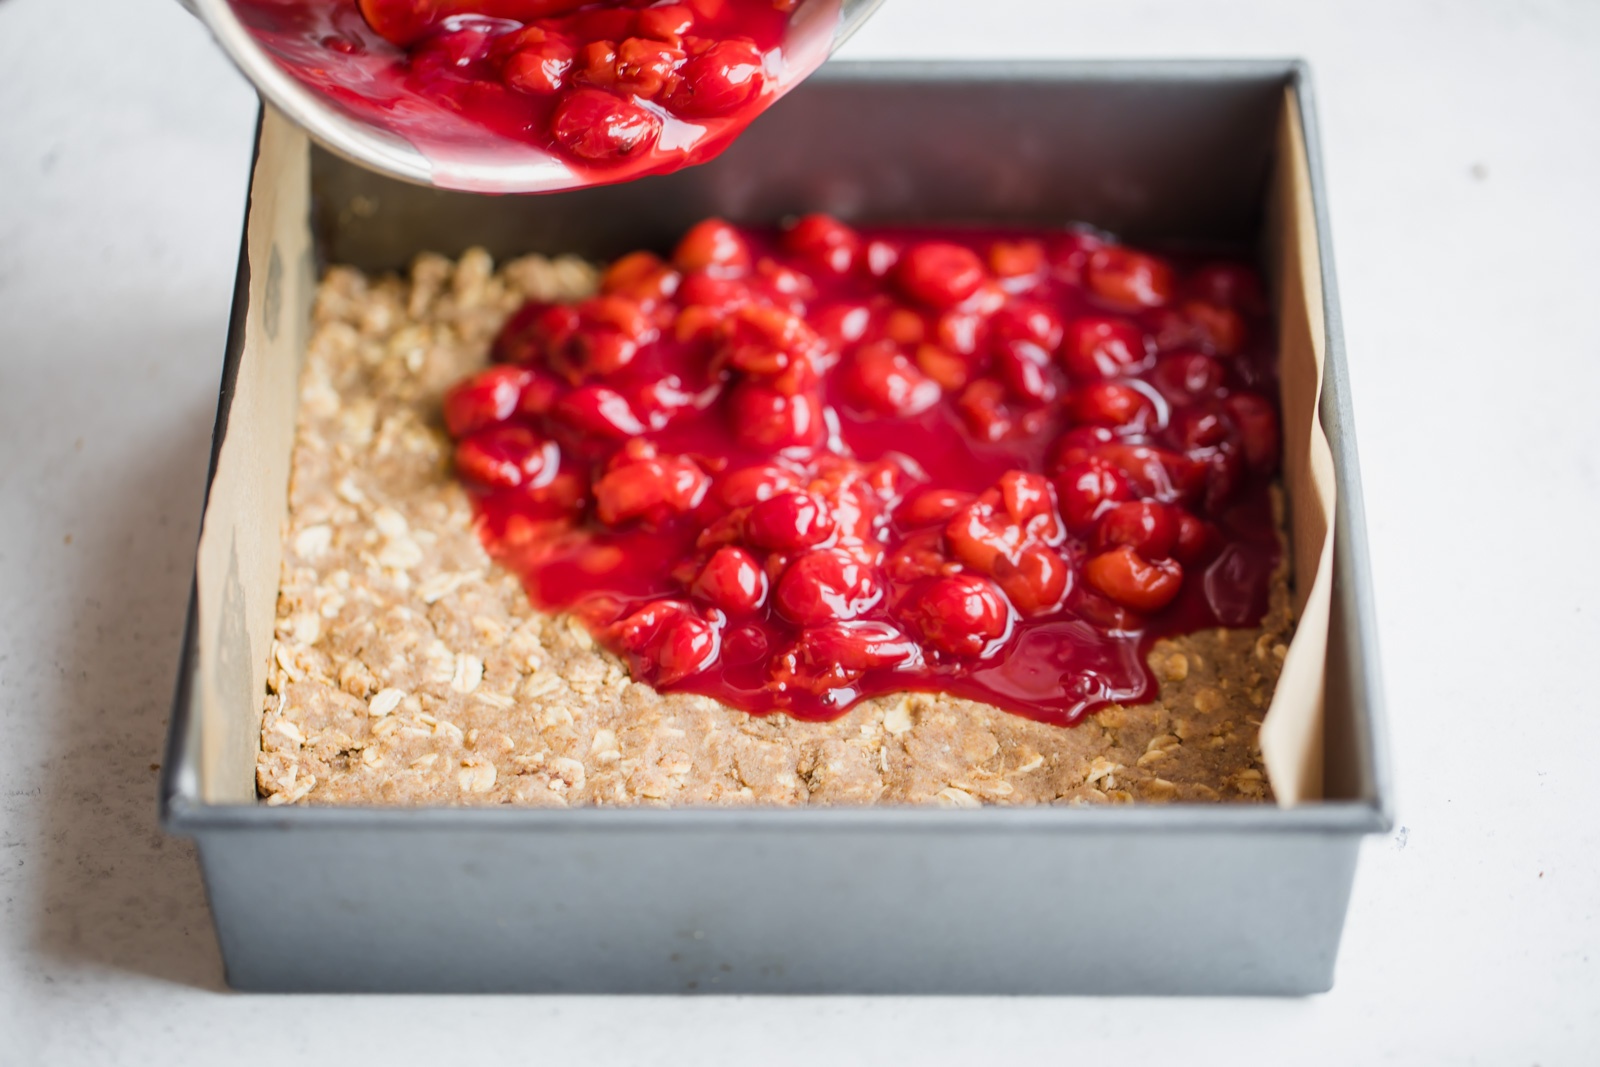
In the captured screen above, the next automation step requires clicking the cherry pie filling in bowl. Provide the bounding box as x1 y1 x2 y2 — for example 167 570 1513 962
442 216 1283 727
228 0 835 187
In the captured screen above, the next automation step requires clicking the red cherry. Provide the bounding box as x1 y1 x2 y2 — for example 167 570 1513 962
494 301 578 366
583 291 653 336
1188 262 1267 315
898 489 976 529
863 240 900 278
783 214 860 274
718 304 820 392
554 294 655 379
994 338 1058 404
502 37 575 94
574 39 619 87
1094 501 1178 560
1074 590 1138 633
593 467 660 527
674 218 752 277
601 247 662 287
907 574 1012 657
407 21 500 74
693 546 768 614
990 301 1064 351
1047 425 1116 470
636 3 695 41
668 39 765 116
631 374 699 430
805 469 881 548
613 36 686 99
1152 351 1227 399
988 240 1047 282
551 89 662 160
1200 443 1247 514
897 242 987 309
515 371 562 419
910 343 966 392
843 343 941 416
728 384 825 451
522 468 588 516
859 455 909 499
355 0 436 46
719 622 771 667
1084 545 1184 613
1053 458 1133 532
454 426 558 490
762 551 792 587
1169 404 1235 452
563 329 636 380
935 304 992 357
726 301 811 349
774 548 883 625
752 259 818 311
1225 392 1281 472
746 490 834 550
695 509 747 552
995 470 1061 532
1061 316 1150 380
776 620 919 694
600 250 681 307
885 528 951 583
989 543 1070 616
1069 381 1157 429
1046 230 1105 285
1094 443 1208 505
812 303 873 350
555 384 647 439
442 365 532 438
593 451 709 525
715 464 797 508
879 310 932 352
957 379 1014 442
673 305 725 346
1085 246 1175 310
793 620 919 672
1179 299 1246 356
612 600 721 685
1172 510 1219 564
943 474 1068 616
677 270 749 314
939 506 1001 576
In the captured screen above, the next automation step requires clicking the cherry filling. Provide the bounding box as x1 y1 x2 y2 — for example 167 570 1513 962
446 218 1283 725
227 0 829 189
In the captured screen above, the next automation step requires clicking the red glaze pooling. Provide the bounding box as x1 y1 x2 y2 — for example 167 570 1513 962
227 0 835 191
445 219 1282 725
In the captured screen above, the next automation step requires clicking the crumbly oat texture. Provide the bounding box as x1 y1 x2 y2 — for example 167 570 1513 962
257 249 1288 808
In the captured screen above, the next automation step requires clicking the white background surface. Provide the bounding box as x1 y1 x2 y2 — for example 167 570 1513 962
2 0 1597 1062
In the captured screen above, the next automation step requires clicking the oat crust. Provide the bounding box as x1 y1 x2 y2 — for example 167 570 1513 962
256 249 1288 808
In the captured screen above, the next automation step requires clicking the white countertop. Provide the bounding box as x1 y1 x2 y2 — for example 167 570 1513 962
3 0 1597 1062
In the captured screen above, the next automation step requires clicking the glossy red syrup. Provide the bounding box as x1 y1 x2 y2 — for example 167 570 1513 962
444 218 1282 725
227 0 837 192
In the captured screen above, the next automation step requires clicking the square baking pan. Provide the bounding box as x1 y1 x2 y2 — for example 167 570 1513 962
161 60 1393 994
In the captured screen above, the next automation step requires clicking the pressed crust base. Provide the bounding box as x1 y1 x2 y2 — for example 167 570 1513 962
256 250 1289 808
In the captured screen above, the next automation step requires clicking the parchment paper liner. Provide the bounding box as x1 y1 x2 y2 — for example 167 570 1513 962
1260 89 1337 805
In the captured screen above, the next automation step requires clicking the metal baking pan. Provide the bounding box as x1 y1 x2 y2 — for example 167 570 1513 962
161 60 1392 994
